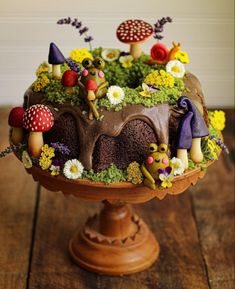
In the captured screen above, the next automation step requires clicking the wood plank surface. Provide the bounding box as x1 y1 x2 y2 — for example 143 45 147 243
189 111 235 289
0 107 234 289
0 107 37 289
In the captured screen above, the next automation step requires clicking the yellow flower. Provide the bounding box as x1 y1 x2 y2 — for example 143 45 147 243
50 165 60 176
36 62 50 77
119 55 133 68
159 173 174 188
209 110 226 131
207 139 219 159
144 70 174 88
69 48 93 63
41 144 55 158
127 162 143 184
33 75 50 92
39 156 52 170
174 51 189 64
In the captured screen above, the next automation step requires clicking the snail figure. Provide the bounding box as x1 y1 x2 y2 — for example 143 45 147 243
78 57 109 120
141 143 169 190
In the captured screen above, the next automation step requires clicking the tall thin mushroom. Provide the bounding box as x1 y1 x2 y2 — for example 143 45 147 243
116 19 153 60
48 42 66 79
176 111 193 170
8 107 25 144
177 96 209 163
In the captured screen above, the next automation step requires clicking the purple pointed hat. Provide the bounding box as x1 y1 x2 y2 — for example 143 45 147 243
177 96 209 138
48 42 65 65
177 111 193 149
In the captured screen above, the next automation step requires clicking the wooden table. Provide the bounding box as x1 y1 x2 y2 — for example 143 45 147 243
0 107 234 289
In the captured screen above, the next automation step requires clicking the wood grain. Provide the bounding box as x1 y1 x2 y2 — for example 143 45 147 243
0 107 37 289
0 107 234 289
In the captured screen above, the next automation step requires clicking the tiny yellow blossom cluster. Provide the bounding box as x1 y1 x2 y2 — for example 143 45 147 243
209 110 226 131
39 144 55 170
207 138 219 160
33 74 50 92
36 62 50 77
144 70 175 88
69 48 93 63
127 162 143 184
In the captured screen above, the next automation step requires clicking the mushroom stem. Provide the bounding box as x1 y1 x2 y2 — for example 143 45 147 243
130 43 142 59
177 149 188 170
11 127 23 144
28 132 44 158
52 64 61 79
190 138 203 163
87 90 96 101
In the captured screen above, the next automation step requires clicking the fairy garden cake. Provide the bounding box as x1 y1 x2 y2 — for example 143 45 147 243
2 17 228 190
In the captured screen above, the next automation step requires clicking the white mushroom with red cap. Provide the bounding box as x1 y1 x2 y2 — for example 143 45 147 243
116 19 153 59
23 104 54 158
8 107 25 144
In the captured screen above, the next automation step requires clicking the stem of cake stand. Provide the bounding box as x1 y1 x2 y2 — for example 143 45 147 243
69 200 160 275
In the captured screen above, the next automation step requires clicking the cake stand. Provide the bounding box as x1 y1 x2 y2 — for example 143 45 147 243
25 163 212 276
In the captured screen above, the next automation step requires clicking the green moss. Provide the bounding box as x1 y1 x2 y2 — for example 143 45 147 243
82 164 127 183
98 80 184 111
43 79 81 105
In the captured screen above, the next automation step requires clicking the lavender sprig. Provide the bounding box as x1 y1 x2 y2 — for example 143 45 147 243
209 135 229 154
153 17 172 40
57 17 94 51
66 58 81 74
0 143 24 158
51 142 70 155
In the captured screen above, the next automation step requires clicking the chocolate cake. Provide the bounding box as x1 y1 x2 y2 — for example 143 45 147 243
5 17 226 190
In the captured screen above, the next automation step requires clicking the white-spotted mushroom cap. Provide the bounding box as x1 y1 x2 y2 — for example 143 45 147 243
116 19 153 44
23 104 54 132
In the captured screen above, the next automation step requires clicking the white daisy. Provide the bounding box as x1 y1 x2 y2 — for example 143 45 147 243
63 159 84 180
166 60 185 78
107 86 125 105
101 49 120 62
170 157 185 175
22 150 32 169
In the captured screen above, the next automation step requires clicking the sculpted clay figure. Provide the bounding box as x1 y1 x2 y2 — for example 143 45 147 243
141 143 169 190
78 57 108 120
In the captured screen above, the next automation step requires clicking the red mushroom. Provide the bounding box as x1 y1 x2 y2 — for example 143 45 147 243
8 107 25 144
61 70 78 94
23 104 54 158
85 79 97 101
116 19 153 59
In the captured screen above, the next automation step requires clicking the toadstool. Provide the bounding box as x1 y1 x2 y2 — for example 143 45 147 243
176 111 193 170
23 104 54 158
116 19 153 60
85 79 97 101
61 70 78 94
177 96 209 164
48 42 66 79
8 107 25 144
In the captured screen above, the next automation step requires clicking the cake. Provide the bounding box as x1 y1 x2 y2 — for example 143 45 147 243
4 17 227 190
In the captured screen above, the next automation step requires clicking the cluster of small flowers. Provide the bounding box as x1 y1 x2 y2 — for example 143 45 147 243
50 142 71 155
57 17 94 47
0 144 23 158
66 58 81 73
144 69 175 88
153 17 172 40
209 135 229 154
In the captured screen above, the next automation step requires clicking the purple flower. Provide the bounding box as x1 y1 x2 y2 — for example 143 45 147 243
57 17 94 50
153 16 173 40
51 142 71 155
158 166 172 176
66 58 81 73
209 135 229 154
120 51 130 57
84 36 93 42
79 27 88 35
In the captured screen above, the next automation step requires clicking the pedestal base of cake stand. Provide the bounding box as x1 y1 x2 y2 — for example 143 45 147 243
69 201 159 276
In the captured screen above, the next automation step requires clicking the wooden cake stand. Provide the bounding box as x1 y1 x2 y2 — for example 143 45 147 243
26 164 209 276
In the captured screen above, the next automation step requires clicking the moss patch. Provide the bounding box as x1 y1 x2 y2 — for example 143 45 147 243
82 164 127 183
